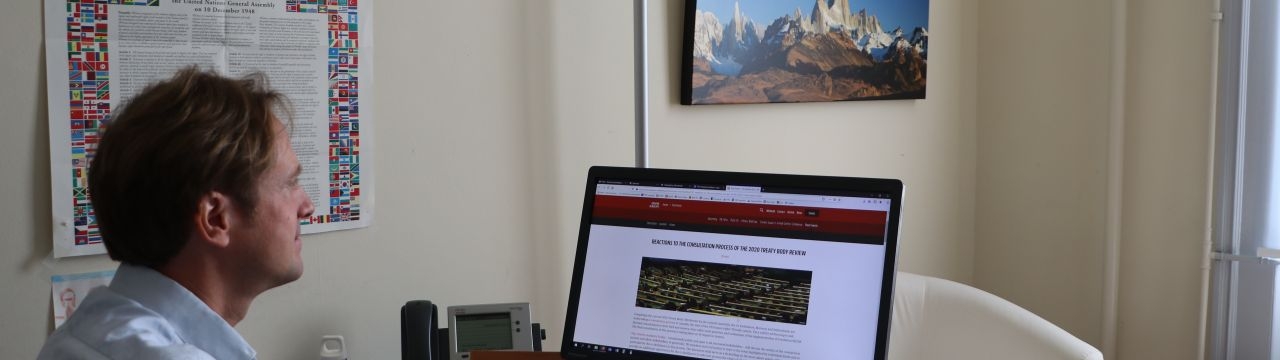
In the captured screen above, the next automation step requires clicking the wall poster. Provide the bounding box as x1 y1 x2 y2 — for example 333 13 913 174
43 0 375 257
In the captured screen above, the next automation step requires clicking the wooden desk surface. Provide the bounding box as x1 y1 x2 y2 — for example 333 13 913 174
468 351 561 360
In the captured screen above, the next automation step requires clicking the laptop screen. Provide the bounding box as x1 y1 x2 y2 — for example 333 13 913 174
561 167 903 360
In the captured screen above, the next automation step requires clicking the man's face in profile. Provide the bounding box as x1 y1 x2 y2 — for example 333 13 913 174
228 120 315 289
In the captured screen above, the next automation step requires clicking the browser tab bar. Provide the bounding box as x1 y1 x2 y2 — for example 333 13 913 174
594 183 890 211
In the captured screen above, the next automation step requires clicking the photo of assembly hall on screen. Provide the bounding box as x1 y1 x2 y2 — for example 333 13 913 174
635 257 813 325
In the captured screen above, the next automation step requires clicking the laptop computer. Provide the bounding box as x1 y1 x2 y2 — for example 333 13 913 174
560 166 903 360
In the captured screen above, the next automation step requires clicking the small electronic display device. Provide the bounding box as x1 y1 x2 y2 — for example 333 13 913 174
560 166 903 360
446 302 534 360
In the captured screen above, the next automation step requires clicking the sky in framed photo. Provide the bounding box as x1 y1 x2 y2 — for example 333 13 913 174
698 0 929 33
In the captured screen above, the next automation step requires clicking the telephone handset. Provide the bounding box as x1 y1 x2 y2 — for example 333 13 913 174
401 300 546 360
401 300 448 360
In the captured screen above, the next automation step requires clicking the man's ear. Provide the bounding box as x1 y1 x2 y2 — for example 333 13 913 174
193 192 235 248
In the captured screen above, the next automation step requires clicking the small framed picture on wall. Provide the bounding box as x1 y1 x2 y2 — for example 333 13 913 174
681 0 930 105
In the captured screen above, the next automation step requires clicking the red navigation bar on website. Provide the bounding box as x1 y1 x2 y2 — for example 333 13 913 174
592 195 889 238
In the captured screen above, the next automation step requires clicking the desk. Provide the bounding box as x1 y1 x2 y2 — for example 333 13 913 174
469 351 560 360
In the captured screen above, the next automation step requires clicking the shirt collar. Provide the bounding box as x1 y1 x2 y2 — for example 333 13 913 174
110 264 257 360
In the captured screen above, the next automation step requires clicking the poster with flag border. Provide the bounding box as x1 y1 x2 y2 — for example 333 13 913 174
44 0 375 257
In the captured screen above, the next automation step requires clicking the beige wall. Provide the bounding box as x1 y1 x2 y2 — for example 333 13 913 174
973 0 1213 358
1119 0 1213 358
0 0 1213 359
974 0 1113 347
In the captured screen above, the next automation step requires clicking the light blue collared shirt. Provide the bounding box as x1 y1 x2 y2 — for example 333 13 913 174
37 264 256 360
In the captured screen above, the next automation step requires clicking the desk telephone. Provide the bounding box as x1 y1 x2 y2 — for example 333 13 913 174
401 300 546 360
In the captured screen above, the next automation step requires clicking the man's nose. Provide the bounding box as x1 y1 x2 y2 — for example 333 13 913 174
300 196 316 219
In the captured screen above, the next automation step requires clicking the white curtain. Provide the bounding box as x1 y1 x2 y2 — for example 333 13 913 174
1209 0 1280 358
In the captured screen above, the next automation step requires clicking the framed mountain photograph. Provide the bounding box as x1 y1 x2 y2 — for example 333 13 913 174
681 0 930 105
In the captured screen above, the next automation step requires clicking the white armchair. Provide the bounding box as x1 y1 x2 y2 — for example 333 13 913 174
889 272 1103 360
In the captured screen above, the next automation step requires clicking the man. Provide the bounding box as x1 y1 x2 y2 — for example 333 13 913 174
38 67 315 360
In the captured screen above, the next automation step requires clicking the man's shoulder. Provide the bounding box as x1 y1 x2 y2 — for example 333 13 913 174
37 287 212 360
